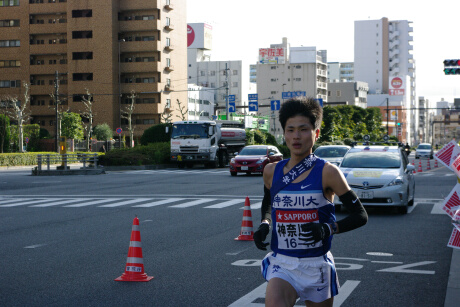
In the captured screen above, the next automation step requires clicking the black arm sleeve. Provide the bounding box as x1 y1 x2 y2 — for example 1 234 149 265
336 190 368 233
261 185 272 224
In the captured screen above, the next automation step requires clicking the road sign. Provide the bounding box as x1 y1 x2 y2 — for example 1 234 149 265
248 101 258 112
25 137 29 144
271 100 280 111
315 98 323 107
363 134 370 142
248 94 258 101
228 102 236 113
116 128 122 134
212 115 218 120
383 134 390 142
282 91 306 99
228 95 235 102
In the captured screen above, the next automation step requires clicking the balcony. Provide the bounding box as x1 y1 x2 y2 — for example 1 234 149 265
164 23 174 31
164 44 174 52
164 65 174 72
121 61 159 73
119 0 159 11
29 3 66 14
120 41 159 53
164 84 174 92
119 19 161 32
121 83 159 94
164 2 174 10
30 64 67 75
30 44 67 55
29 23 67 34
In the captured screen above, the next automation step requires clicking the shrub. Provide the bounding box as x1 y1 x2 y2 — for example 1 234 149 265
93 123 113 141
140 123 172 145
99 142 170 166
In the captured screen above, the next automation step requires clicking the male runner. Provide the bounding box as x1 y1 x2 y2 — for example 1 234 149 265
253 97 368 307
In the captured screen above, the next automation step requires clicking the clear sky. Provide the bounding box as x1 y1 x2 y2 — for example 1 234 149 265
187 0 460 106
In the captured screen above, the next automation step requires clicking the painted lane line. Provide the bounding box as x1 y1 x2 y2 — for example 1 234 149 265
64 198 122 207
31 198 87 207
204 199 242 209
169 198 217 208
430 200 445 215
24 244 47 249
133 198 184 208
249 201 262 210
371 261 404 264
98 198 152 207
377 261 436 275
333 280 361 307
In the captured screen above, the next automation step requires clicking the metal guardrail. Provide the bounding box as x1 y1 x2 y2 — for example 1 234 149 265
36 153 99 171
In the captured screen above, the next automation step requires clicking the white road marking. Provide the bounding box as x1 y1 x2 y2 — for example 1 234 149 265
378 261 436 274
31 198 85 207
0 198 29 205
333 280 361 307
169 198 217 208
133 198 184 207
0 199 51 207
24 244 47 249
204 199 242 208
64 198 120 207
99 198 152 207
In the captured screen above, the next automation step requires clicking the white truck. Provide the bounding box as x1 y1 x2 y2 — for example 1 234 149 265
169 120 246 168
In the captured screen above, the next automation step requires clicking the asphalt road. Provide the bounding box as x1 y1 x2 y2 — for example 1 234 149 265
0 160 456 306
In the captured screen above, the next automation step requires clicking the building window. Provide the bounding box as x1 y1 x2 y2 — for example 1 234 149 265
72 10 92 18
0 60 20 68
233 70 238 75
209 71 215 76
0 80 21 88
232 82 238 87
271 66 277 70
72 52 93 60
271 91 277 95
328 91 331 96
166 99 171 108
294 78 301 81
0 40 20 47
166 17 171 26
72 73 93 81
336 91 341 97
72 31 92 39
1 0 20 6
0 19 20 27
166 37 170 46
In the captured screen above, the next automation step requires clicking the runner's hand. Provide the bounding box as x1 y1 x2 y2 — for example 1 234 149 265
253 223 270 250
300 223 331 244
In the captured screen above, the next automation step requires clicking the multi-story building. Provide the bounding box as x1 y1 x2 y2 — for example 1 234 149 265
256 37 327 142
327 62 354 82
186 84 215 121
326 80 368 108
355 18 416 144
0 0 186 139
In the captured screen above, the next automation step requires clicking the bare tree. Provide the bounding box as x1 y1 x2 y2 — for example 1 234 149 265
121 90 136 147
5 82 31 153
49 92 69 143
80 89 94 151
176 99 188 121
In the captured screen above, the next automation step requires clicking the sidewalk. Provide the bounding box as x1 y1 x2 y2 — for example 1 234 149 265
445 249 460 307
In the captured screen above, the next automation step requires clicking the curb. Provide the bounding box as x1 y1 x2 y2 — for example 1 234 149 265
445 249 460 307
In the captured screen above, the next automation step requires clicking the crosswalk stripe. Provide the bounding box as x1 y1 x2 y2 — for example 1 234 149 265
169 198 217 208
98 198 152 207
250 201 262 210
0 198 29 206
31 198 86 207
204 199 242 209
133 198 184 208
64 198 120 207
0 198 51 207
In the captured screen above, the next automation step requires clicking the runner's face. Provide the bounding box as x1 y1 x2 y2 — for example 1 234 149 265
284 115 319 157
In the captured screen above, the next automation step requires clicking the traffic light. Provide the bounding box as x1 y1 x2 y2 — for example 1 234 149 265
443 59 460 75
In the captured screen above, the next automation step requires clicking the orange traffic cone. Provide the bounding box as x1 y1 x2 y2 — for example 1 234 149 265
434 159 438 168
418 160 423 173
427 159 431 170
115 216 154 282
235 197 254 241
412 160 416 173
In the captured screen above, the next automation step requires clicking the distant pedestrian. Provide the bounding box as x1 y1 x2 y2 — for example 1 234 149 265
99 145 106 153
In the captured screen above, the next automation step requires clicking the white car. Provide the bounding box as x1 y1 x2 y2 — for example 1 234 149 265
336 145 415 214
415 143 433 159
314 145 351 166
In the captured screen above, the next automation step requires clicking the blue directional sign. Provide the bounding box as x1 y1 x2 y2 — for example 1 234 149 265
282 92 291 99
228 102 236 113
315 98 323 107
228 95 235 102
271 100 281 111
248 101 258 112
282 91 306 99
248 94 258 101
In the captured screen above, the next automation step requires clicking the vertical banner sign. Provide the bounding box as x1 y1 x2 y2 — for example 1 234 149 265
448 228 460 249
435 140 460 169
389 77 405 96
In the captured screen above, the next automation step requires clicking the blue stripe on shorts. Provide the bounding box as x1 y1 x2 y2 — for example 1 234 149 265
262 257 271 280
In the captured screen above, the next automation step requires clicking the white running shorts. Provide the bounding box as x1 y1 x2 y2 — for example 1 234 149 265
261 251 340 303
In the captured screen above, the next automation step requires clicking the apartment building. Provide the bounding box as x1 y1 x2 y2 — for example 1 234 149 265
256 37 327 142
327 80 368 108
327 62 354 82
355 17 416 144
0 0 186 138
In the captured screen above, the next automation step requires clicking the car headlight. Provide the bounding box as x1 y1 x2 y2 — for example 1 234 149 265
230 158 235 164
256 159 266 164
388 176 404 186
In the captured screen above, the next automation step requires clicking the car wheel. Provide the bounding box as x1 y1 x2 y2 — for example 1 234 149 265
230 172 237 176
397 206 408 214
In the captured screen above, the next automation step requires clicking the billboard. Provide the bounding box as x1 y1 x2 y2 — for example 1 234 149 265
389 76 405 96
259 48 285 64
187 23 212 49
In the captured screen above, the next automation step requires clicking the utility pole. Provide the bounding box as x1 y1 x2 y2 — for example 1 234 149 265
54 70 59 153
225 62 229 120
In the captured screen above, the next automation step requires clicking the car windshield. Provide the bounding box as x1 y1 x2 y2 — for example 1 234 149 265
239 147 267 156
171 124 209 139
417 145 431 150
340 150 401 168
315 147 349 158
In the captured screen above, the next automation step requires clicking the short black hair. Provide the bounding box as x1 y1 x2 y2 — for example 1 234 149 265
278 97 323 131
